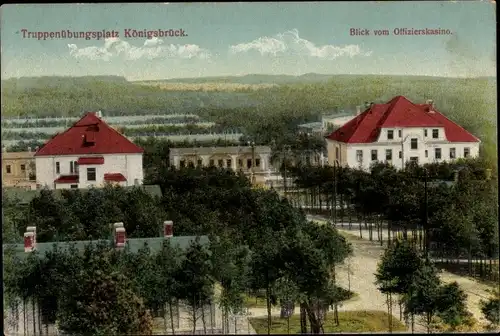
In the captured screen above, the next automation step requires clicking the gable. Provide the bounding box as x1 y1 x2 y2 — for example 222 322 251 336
326 96 480 144
35 112 144 156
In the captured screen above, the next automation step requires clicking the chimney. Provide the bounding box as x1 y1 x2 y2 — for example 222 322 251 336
113 222 125 247
96 110 103 118
115 227 126 248
28 147 32 152
35 146 39 152
356 106 361 116
426 99 434 112
164 220 173 238
26 226 37 246
24 226 37 252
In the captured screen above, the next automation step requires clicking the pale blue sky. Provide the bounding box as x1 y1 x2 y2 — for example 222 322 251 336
1 2 496 80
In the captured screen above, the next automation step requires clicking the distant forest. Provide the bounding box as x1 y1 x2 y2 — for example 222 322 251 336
1 75 497 164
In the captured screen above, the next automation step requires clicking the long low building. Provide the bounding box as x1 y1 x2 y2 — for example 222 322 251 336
169 146 272 184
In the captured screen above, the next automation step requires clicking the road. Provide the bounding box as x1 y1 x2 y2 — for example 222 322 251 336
304 216 495 328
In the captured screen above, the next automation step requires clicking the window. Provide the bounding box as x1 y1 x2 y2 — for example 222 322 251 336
356 150 363 162
424 129 428 137
209 159 215 166
180 160 186 168
432 129 439 139
87 168 96 181
387 130 394 140
226 159 232 168
70 184 78 189
55 162 60 174
425 150 428 158
218 159 224 167
371 149 377 161
238 159 243 168
410 157 419 164
398 151 402 159
197 159 203 166
410 138 418 150
335 147 339 160
386 149 392 161
255 158 261 167
449 148 456 159
20 164 26 172
188 161 194 168
398 130 402 137
70 161 79 174
464 147 470 158
435 148 442 160
6 165 11 174
247 159 252 168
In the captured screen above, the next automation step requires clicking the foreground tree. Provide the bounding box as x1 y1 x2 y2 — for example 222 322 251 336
375 239 424 324
56 243 153 335
481 290 500 328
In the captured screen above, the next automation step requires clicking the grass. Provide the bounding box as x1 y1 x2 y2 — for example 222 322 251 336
244 288 356 309
243 293 268 308
249 310 407 333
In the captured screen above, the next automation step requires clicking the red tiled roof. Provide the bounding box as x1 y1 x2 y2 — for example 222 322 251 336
77 156 105 165
104 173 127 182
35 112 144 156
326 96 480 144
54 175 79 184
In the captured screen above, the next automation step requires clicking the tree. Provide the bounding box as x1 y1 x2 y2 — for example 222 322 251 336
375 239 424 324
176 238 214 334
56 242 153 335
403 261 442 333
435 282 471 328
481 290 500 328
209 235 251 333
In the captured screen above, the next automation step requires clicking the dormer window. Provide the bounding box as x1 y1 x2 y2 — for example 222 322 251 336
387 130 394 140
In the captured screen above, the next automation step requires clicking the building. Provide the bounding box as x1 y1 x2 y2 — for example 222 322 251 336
1 151 37 190
169 146 272 184
34 112 144 189
3 222 211 336
325 96 481 170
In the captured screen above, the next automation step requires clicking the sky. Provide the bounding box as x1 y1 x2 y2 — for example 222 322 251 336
0 2 496 80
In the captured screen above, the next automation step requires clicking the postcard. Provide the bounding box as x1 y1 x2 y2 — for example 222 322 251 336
1 2 497 336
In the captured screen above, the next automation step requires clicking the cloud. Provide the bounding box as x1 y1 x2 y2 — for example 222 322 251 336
68 37 211 61
229 29 372 59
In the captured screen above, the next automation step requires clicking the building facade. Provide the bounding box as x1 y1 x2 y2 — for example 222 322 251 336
169 146 272 184
2 151 37 189
326 96 481 170
34 112 144 189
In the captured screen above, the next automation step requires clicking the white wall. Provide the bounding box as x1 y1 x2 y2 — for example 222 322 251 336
35 153 143 190
346 141 480 171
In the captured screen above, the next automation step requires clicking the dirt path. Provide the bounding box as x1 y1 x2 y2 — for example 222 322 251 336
336 227 495 329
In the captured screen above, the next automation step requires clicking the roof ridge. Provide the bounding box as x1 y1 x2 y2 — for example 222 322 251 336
35 113 93 155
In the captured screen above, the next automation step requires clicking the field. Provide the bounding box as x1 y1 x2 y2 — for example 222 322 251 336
249 310 406 334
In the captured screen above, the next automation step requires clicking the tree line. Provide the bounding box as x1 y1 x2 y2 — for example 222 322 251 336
285 159 498 282
3 169 353 335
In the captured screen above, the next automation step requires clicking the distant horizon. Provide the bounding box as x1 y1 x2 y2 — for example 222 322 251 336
1 72 496 82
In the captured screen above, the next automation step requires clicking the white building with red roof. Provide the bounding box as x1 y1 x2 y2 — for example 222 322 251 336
325 96 480 170
34 112 144 189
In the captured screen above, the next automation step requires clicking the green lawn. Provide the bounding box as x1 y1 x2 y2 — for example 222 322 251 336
244 288 356 309
243 293 268 308
249 310 406 334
